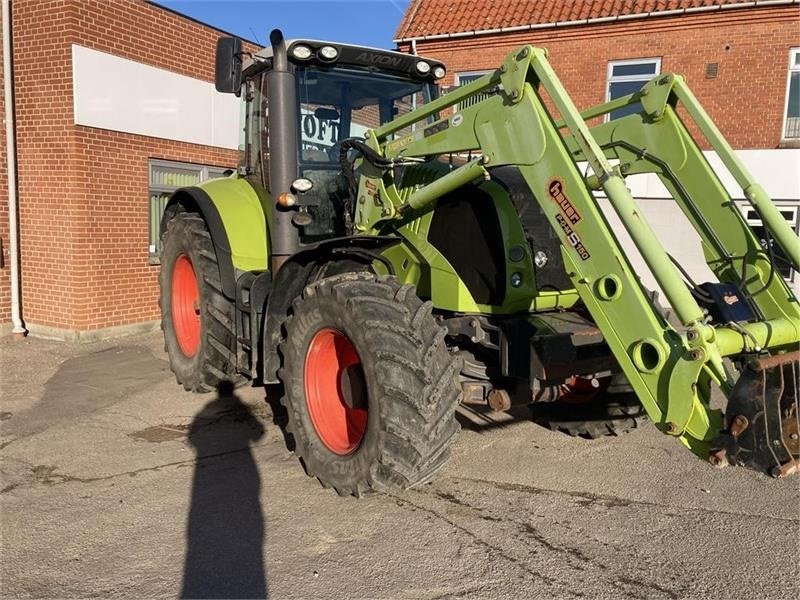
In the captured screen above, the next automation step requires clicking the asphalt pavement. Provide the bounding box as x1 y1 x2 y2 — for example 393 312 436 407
1 331 798 599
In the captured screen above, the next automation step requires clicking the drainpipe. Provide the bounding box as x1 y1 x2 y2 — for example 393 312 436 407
3 0 26 338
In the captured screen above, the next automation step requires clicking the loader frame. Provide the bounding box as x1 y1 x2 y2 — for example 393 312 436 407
351 45 800 457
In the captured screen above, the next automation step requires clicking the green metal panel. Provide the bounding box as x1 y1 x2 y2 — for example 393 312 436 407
197 176 271 272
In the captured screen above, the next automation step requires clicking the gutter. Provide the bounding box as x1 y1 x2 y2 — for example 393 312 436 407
3 0 26 338
394 0 799 43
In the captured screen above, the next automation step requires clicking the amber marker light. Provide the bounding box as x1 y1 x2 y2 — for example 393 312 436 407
277 192 297 207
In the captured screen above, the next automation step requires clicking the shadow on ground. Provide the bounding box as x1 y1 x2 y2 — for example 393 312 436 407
2 345 169 446
181 381 268 600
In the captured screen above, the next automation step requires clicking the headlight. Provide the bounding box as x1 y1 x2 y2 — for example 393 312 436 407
415 60 431 74
291 178 314 193
319 46 338 61
433 66 446 79
291 45 313 60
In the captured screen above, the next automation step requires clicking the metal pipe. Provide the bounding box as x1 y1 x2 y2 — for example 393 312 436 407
403 159 487 213
715 317 800 356
2 0 25 337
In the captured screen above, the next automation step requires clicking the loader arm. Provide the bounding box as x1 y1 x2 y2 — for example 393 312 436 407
350 45 800 467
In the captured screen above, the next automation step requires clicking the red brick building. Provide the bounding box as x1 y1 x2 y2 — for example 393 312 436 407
2 0 798 339
1 0 254 339
395 0 800 295
395 0 799 148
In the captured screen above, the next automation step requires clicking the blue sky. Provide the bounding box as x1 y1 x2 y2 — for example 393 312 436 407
154 0 412 49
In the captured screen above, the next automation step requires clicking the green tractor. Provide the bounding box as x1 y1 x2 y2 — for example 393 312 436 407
159 30 800 496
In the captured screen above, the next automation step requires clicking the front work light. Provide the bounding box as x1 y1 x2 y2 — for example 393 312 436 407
291 45 313 60
319 46 339 60
291 178 314 193
415 60 431 74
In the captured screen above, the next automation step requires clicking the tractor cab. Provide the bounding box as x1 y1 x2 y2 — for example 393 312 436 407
215 31 445 244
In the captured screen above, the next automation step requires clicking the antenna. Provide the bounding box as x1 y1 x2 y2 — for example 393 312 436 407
249 27 262 46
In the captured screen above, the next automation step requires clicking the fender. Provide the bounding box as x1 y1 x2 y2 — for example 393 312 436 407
161 176 270 299
260 236 401 383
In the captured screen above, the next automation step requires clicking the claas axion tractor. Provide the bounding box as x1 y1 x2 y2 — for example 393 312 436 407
158 30 800 496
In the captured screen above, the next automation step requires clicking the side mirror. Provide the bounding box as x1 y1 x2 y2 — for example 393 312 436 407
215 37 243 95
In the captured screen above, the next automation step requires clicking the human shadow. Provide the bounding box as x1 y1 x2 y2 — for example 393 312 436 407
181 382 267 599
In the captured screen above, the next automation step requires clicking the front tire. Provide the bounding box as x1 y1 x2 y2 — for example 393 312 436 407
278 272 462 497
159 212 242 392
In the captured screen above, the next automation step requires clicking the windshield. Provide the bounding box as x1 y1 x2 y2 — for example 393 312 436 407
296 66 434 163
294 65 435 241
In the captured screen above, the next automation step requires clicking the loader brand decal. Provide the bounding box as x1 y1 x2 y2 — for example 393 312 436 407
555 214 591 261
386 134 413 153
547 178 582 225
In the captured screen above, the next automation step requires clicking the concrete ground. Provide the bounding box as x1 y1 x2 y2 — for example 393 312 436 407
1 331 798 600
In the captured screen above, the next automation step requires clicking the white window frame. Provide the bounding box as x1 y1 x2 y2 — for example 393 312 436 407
454 70 492 87
781 47 800 141
454 70 495 111
148 159 231 264
738 202 799 284
605 58 662 121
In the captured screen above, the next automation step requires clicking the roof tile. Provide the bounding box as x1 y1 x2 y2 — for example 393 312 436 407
394 0 757 40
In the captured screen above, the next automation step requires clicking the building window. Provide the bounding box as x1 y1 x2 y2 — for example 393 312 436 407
741 204 798 282
148 159 231 264
783 48 800 139
606 58 661 120
454 71 495 110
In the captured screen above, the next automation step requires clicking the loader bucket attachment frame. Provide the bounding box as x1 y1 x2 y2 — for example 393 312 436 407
352 45 800 474
711 351 800 477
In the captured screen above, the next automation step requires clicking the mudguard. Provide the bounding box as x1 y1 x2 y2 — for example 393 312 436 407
161 176 270 299
260 235 402 383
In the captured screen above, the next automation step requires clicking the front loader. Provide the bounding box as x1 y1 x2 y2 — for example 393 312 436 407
158 30 800 496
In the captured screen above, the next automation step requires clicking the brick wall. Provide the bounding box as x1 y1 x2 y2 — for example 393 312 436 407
3 0 247 332
400 5 800 149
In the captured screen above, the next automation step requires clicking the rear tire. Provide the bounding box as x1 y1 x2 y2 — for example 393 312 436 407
159 212 244 392
278 272 462 497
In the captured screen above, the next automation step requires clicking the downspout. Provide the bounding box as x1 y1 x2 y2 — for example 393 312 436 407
2 0 26 337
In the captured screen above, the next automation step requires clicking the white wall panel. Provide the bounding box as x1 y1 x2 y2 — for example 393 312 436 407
72 44 240 150
580 148 800 301
586 149 800 201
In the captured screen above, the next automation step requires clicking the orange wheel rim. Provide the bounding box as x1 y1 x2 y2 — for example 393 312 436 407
304 328 368 455
172 254 201 357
